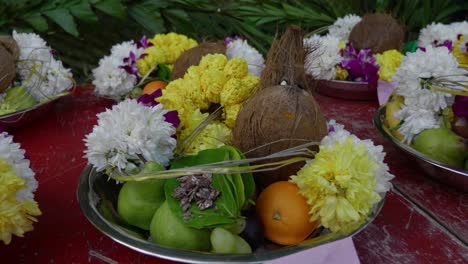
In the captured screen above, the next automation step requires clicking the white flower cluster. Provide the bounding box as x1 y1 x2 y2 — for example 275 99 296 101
418 21 468 48
12 31 73 101
92 41 144 100
226 39 265 76
322 120 394 195
328 14 362 41
0 132 37 202
304 34 342 80
84 99 177 173
392 46 467 142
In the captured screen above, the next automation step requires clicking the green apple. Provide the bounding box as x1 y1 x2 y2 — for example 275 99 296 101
117 161 166 230
150 201 211 251
210 227 252 254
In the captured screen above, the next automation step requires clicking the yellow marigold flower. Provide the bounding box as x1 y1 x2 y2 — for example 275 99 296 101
335 66 348 80
375 49 404 82
157 53 259 153
223 58 248 79
224 104 241 128
454 35 468 68
180 110 232 155
0 159 41 245
137 33 197 75
290 138 381 234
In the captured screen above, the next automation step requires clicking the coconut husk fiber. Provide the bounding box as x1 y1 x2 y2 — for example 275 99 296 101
171 41 226 80
232 26 328 189
349 13 404 54
0 36 19 93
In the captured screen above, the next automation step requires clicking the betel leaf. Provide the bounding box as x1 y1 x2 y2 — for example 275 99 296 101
219 145 245 209
233 148 256 206
164 147 246 229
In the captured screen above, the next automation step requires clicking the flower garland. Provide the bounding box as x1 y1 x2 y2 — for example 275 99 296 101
392 46 468 142
156 54 259 154
92 33 197 100
0 132 41 244
291 120 393 234
84 99 178 173
418 21 468 50
12 31 73 102
328 14 362 41
225 37 265 76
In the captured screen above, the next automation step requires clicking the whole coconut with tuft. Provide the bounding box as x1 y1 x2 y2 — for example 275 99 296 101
232 26 328 189
0 36 19 93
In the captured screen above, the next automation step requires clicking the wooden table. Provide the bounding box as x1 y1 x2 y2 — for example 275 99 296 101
1 87 466 263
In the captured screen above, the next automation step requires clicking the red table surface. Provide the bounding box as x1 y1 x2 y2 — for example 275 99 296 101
0 87 466 263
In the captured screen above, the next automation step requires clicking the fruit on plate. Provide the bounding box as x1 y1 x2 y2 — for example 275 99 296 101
384 93 404 141
412 127 467 168
150 201 211 251
210 227 252 254
0 86 37 115
117 162 166 230
142 80 168 95
256 181 318 245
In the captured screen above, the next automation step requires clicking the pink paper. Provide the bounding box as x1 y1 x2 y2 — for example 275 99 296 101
377 81 397 106
267 238 360 264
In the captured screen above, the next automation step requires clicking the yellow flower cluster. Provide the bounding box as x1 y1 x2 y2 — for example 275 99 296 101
290 138 381 234
157 54 259 154
0 159 41 244
454 35 468 68
375 49 404 82
137 33 198 75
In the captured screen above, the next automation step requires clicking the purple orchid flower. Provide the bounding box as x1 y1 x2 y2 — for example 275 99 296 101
419 40 454 52
338 42 380 88
137 35 153 49
224 36 248 44
120 51 141 81
452 96 468 118
137 90 180 129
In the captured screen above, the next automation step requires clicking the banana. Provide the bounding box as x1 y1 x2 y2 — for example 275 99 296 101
384 93 405 141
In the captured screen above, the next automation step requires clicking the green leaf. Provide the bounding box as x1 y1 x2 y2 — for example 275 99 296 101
94 0 126 19
128 2 165 33
44 8 79 36
70 1 98 23
165 148 242 229
23 15 48 32
155 64 171 82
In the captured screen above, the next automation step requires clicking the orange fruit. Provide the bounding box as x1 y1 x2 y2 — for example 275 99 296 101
142 80 168 95
256 181 318 245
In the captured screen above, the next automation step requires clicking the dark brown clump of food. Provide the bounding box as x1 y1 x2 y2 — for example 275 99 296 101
349 13 405 54
173 173 220 220
171 41 226 80
0 36 19 93
232 26 328 189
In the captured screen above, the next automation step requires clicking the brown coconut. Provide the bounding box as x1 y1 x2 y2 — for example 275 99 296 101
171 41 226 80
349 13 404 54
232 26 328 189
0 36 19 93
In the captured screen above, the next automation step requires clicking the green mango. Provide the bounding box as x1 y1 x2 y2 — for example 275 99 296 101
412 128 467 168
117 161 166 230
150 201 211 251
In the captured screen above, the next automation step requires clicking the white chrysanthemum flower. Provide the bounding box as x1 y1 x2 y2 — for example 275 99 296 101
393 46 467 141
226 39 265 76
322 120 394 195
92 41 144 100
12 31 73 101
0 132 36 201
418 21 468 48
328 14 361 41
304 34 341 80
84 99 177 173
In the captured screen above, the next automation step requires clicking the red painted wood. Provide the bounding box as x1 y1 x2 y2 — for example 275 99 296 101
315 93 468 244
0 87 465 263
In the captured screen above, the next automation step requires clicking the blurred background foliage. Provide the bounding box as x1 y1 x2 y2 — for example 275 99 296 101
1 0 467 82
